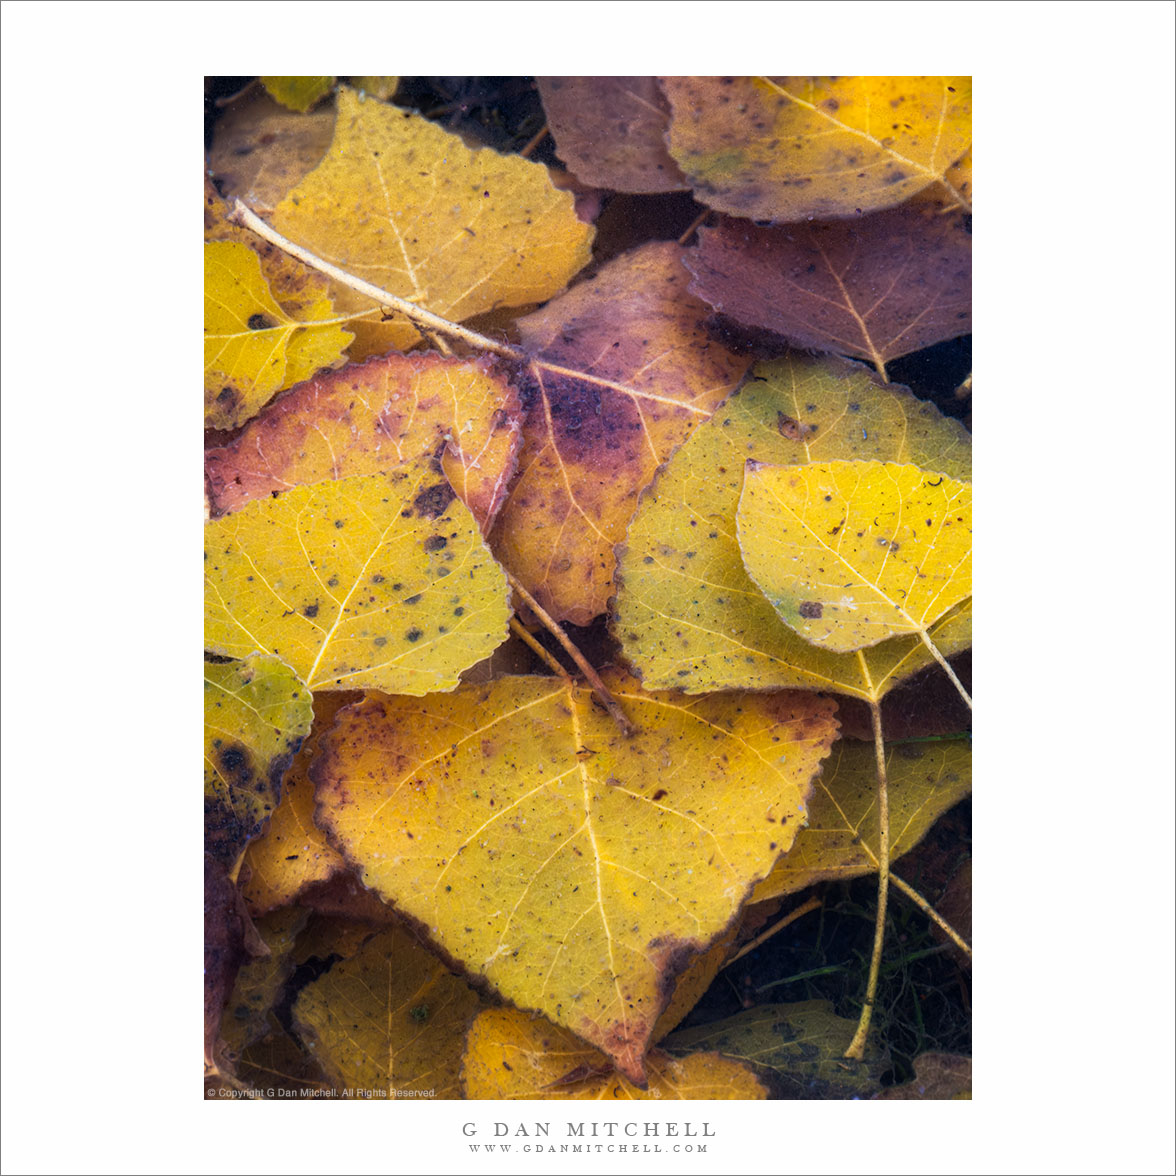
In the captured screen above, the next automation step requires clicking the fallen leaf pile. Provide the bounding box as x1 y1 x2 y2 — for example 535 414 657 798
205 76 971 1100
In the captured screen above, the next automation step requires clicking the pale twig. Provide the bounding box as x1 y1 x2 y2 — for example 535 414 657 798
676 209 711 246
519 124 550 159
918 631 973 710
506 573 634 737
509 616 572 683
721 895 822 971
228 199 526 362
891 873 971 959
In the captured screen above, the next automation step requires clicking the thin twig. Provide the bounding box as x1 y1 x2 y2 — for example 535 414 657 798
676 209 711 247
722 895 822 970
509 616 572 683
506 573 634 737
228 199 526 362
891 873 971 960
518 123 550 159
918 630 973 710
845 695 890 1060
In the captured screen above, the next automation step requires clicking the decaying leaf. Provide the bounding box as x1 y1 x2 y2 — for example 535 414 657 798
293 925 483 1099
260 76 335 113
651 927 738 1041
204 240 353 430
685 207 971 371
751 737 972 904
312 670 838 1084
239 694 356 915
492 241 750 625
661 76 971 222
205 351 522 533
736 460 972 652
272 87 594 359
874 1051 971 1099
662 999 887 1099
203 653 313 869
463 1007 766 1099
204 462 512 694
613 353 971 698
537 77 688 193
236 1017 333 1097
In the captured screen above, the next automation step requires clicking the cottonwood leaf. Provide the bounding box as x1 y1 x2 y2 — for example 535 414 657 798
205 351 522 532
293 925 483 1099
204 240 352 430
685 207 971 371
463 1007 766 1100
311 670 838 1084
492 241 750 625
260 76 335 113
751 737 972 904
537 77 687 193
204 462 511 694
662 1000 886 1099
272 87 594 360
737 460 972 652
874 1052 971 1099
203 653 313 868
661 76 971 222
239 694 356 915
613 353 971 699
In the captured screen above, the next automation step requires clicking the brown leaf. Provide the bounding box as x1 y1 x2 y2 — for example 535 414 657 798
685 207 971 371
875 1051 971 1099
492 241 750 625
537 77 688 193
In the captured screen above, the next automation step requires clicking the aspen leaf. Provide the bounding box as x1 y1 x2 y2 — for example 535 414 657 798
204 240 352 430
312 670 838 1084
652 927 738 1041
613 353 971 699
463 1007 766 1099
272 87 594 360
349 76 399 101
685 207 971 371
737 460 972 652
661 76 971 222
239 694 356 915
662 1000 887 1099
204 462 511 694
293 925 483 1099
260 76 335 113
751 737 972 904
203 653 313 868
205 351 523 533
492 241 750 625
537 76 687 193
874 1052 971 1099
236 1018 332 1097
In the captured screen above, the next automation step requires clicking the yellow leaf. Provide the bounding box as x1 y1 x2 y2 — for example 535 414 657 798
751 737 972 904
463 1007 766 1099
203 653 313 868
651 927 737 1041
204 462 511 694
273 87 595 360
613 353 971 700
737 460 972 652
260 76 335 113
662 76 971 222
312 670 838 1083
349 76 399 101
204 240 352 429
293 925 482 1099
205 351 522 533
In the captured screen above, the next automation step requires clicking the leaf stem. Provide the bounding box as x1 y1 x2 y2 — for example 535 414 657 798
891 872 971 960
845 696 890 1060
509 616 572 683
228 199 527 363
721 895 822 970
917 630 973 709
506 572 634 737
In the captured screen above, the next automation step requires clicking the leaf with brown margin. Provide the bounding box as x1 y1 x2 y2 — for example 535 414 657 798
311 669 837 1084
208 90 336 216
204 462 511 694
661 999 887 1099
239 694 357 915
260 76 335 113
651 927 738 1041
737 460 972 652
685 207 971 373
236 1018 333 1098
463 1007 766 1099
537 77 688 193
492 241 750 625
661 76 971 222
204 240 353 430
292 925 483 1099
205 351 522 533
874 1051 971 1099
613 353 971 699
272 86 594 360
750 737 971 904
203 653 313 868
